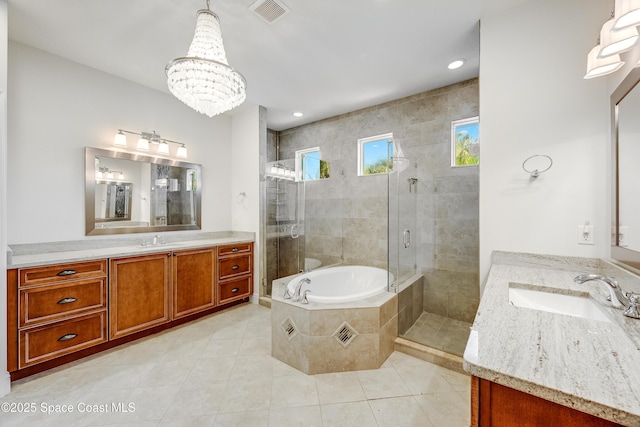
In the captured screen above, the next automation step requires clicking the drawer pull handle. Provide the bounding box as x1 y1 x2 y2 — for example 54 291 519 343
57 297 77 305
231 288 239 293
231 248 239 252
58 333 77 342
232 265 239 270
57 269 77 277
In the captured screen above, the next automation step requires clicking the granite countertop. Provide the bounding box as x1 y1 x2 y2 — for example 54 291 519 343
464 252 640 426
7 231 255 269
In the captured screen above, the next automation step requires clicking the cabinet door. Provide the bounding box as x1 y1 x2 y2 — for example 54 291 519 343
172 247 216 319
110 253 171 339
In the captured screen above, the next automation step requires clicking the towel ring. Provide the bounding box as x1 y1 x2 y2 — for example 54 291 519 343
522 155 553 179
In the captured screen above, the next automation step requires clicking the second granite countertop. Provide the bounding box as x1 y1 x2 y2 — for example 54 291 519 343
464 252 640 426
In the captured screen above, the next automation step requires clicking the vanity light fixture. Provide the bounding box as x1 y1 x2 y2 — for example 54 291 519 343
166 0 247 117
157 141 170 155
293 112 303 117
613 0 640 30
584 44 625 79
176 144 188 159
598 18 639 58
114 130 127 147
95 167 124 182
113 129 189 159
137 136 150 151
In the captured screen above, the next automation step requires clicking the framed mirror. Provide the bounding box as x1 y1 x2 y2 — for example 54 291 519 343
612 68 640 271
85 147 202 235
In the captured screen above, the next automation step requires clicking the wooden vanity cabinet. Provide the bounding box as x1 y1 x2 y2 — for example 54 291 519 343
172 247 217 319
217 242 253 304
109 253 171 339
13 260 108 369
471 376 622 426
7 241 254 379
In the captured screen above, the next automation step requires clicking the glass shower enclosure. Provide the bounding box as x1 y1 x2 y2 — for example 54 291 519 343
264 158 305 296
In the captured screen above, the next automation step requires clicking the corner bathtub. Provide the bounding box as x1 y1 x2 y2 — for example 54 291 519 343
286 265 393 304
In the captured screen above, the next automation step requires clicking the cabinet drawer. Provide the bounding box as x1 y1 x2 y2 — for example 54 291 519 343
20 260 107 287
218 276 252 305
20 278 107 328
218 243 252 256
20 311 107 368
218 254 252 280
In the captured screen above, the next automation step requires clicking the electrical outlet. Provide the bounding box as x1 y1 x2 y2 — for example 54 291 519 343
619 226 629 247
578 224 594 245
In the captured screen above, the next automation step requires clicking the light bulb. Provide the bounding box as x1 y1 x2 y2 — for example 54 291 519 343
158 141 170 155
137 137 150 151
114 131 127 147
176 145 188 158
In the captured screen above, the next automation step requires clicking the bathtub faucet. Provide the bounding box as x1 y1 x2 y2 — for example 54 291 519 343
293 278 311 302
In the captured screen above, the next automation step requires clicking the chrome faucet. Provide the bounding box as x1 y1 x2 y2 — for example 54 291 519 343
574 274 629 308
292 278 311 302
301 290 311 304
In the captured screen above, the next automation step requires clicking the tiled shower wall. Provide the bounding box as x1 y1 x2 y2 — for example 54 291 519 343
269 79 479 323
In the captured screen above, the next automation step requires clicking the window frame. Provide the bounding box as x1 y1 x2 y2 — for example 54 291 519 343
295 146 321 181
451 116 479 168
357 133 394 176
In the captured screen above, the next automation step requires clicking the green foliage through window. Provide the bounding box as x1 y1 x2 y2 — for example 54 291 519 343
452 118 479 167
358 134 394 176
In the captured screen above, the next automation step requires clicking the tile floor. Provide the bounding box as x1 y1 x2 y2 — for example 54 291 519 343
0 303 470 427
401 312 472 357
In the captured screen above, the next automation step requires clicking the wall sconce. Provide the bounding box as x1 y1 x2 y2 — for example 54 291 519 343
584 44 625 79
614 0 640 30
598 18 639 58
114 129 189 159
585 4 640 79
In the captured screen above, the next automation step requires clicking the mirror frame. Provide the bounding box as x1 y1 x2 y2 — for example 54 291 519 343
611 68 640 271
85 147 202 236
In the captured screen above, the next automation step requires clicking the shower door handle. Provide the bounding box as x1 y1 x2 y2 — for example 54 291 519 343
290 224 299 239
403 229 411 248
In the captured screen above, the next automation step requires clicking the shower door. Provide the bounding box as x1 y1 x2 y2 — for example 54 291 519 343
388 145 417 290
264 159 305 296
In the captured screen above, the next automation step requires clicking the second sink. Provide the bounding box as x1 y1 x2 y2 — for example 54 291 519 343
509 286 611 323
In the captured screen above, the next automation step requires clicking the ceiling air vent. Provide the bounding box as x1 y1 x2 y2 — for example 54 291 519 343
250 0 290 25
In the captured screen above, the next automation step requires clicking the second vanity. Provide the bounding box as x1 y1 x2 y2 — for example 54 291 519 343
464 252 640 426
6 231 255 380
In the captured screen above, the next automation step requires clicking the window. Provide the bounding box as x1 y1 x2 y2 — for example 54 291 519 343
357 133 394 176
295 147 329 181
451 117 479 167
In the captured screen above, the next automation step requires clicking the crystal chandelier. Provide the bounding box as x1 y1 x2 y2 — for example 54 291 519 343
166 0 247 117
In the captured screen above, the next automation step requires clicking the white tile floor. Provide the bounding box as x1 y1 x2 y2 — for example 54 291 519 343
0 303 470 427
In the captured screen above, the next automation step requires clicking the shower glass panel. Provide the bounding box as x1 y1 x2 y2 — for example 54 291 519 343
388 142 417 290
264 159 305 297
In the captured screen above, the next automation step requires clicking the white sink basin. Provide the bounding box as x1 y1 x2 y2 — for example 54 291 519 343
509 287 611 323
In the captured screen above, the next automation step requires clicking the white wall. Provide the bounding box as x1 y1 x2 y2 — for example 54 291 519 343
0 0 10 399
7 41 234 244
230 103 262 299
479 0 613 284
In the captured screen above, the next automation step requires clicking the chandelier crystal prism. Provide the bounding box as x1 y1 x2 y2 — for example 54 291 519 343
166 1 247 117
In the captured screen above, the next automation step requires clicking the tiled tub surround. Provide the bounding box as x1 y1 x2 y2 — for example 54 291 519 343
7 231 255 268
464 251 640 425
271 277 399 375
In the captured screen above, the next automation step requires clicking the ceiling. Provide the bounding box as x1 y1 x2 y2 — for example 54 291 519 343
7 0 530 131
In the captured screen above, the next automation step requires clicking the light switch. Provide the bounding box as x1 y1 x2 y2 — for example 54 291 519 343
578 224 594 245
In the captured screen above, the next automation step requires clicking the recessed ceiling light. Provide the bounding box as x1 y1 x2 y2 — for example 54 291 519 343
448 59 466 70
293 112 303 117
